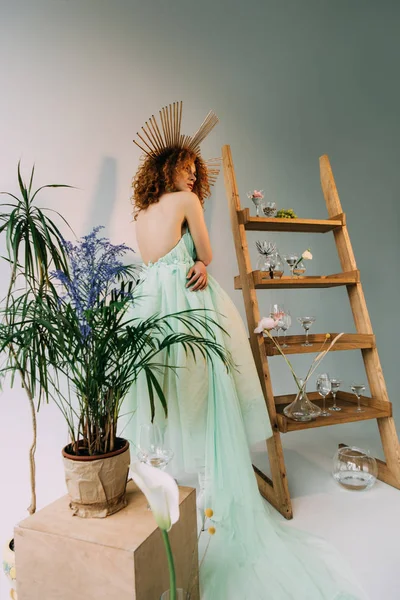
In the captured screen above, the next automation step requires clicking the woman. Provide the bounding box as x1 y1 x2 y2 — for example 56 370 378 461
126 103 365 599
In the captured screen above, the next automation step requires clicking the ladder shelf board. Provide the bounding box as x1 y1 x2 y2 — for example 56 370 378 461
264 333 375 355
238 208 344 232
234 270 360 289
274 391 391 433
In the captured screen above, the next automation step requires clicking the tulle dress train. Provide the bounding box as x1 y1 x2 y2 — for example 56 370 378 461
125 231 366 600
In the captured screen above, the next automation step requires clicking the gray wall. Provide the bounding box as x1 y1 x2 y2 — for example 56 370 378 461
0 0 399 525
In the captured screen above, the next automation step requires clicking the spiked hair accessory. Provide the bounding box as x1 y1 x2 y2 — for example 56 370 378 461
132 101 220 185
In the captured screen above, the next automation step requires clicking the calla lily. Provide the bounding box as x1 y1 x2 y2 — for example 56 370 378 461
130 461 179 531
254 317 278 333
302 249 313 260
130 460 180 599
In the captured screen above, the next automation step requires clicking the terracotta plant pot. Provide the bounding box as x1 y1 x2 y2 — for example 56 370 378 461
62 437 130 518
3 538 17 599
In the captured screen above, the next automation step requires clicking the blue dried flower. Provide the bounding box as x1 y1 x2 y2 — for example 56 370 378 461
52 226 132 339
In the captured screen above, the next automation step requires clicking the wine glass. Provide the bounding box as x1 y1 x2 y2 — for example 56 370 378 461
270 303 285 340
297 316 316 346
247 191 264 217
137 422 174 470
350 383 366 413
137 422 174 509
283 253 298 278
329 378 342 412
316 373 331 417
280 312 292 348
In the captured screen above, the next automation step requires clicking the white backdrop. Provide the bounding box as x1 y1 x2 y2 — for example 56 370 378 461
1 1 399 598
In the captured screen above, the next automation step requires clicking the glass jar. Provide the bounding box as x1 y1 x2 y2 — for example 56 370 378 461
256 253 276 276
283 380 322 422
332 446 378 491
261 202 277 218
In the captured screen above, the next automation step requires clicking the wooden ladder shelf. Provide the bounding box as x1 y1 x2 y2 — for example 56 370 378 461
222 145 400 519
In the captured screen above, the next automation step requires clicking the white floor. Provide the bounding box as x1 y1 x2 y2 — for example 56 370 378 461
1 418 398 599
253 424 400 600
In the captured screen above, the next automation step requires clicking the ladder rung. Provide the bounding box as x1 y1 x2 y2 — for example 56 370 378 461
234 270 360 289
238 208 344 232
264 333 375 355
274 391 392 433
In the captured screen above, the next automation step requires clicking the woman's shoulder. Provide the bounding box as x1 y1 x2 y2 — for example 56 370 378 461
168 191 200 205
166 190 198 199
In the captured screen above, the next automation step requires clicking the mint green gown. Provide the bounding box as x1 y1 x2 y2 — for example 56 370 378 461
125 231 365 600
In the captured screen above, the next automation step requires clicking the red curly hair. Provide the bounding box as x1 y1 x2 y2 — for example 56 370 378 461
132 147 211 219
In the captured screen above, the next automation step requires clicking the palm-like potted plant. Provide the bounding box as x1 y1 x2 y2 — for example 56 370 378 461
2 215 232 518
47 227 231 517
0 164 74 511
0 164 74 596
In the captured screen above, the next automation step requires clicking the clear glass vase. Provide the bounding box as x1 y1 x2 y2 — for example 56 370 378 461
160 589 186 599
332 446 378 491
256 254 275 277
261 201 277 217
283 380 322 422
293 259 306 277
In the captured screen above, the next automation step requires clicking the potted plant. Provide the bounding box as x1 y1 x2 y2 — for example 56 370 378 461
3 223 232 518
0 164 74 597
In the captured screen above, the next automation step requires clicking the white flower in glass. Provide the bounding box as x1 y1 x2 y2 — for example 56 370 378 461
247 189 265 217
292 248 313 276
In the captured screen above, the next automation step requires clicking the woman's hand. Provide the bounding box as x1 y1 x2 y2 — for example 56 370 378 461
186 261 208 291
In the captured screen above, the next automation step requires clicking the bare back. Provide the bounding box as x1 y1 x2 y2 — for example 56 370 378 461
135 193 186 265
135 191 212 266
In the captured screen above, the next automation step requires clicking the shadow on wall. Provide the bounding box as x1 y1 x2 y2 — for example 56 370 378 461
84 156 117 233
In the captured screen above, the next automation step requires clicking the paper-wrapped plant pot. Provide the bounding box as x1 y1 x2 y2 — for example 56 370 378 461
62 438 130 518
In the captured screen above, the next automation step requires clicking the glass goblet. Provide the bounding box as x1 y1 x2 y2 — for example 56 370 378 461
283 253 299 278
316 373 331 417
247 191 264 217
137 422 174 471
329 378 342 411
137 422 174 509
280 312 292 348
270 303 285 340
297 316 316 346
350 383 366 413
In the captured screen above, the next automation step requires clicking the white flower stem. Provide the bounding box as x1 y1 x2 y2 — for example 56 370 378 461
162 530 176 599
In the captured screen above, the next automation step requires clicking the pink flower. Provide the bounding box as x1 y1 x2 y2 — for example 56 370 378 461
254 317 278 333
252 190 264 198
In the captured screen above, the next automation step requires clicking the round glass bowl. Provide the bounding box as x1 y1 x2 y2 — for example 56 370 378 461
332 446 378 491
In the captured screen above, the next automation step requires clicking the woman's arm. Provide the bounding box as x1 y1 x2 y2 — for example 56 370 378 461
182 192 212 265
